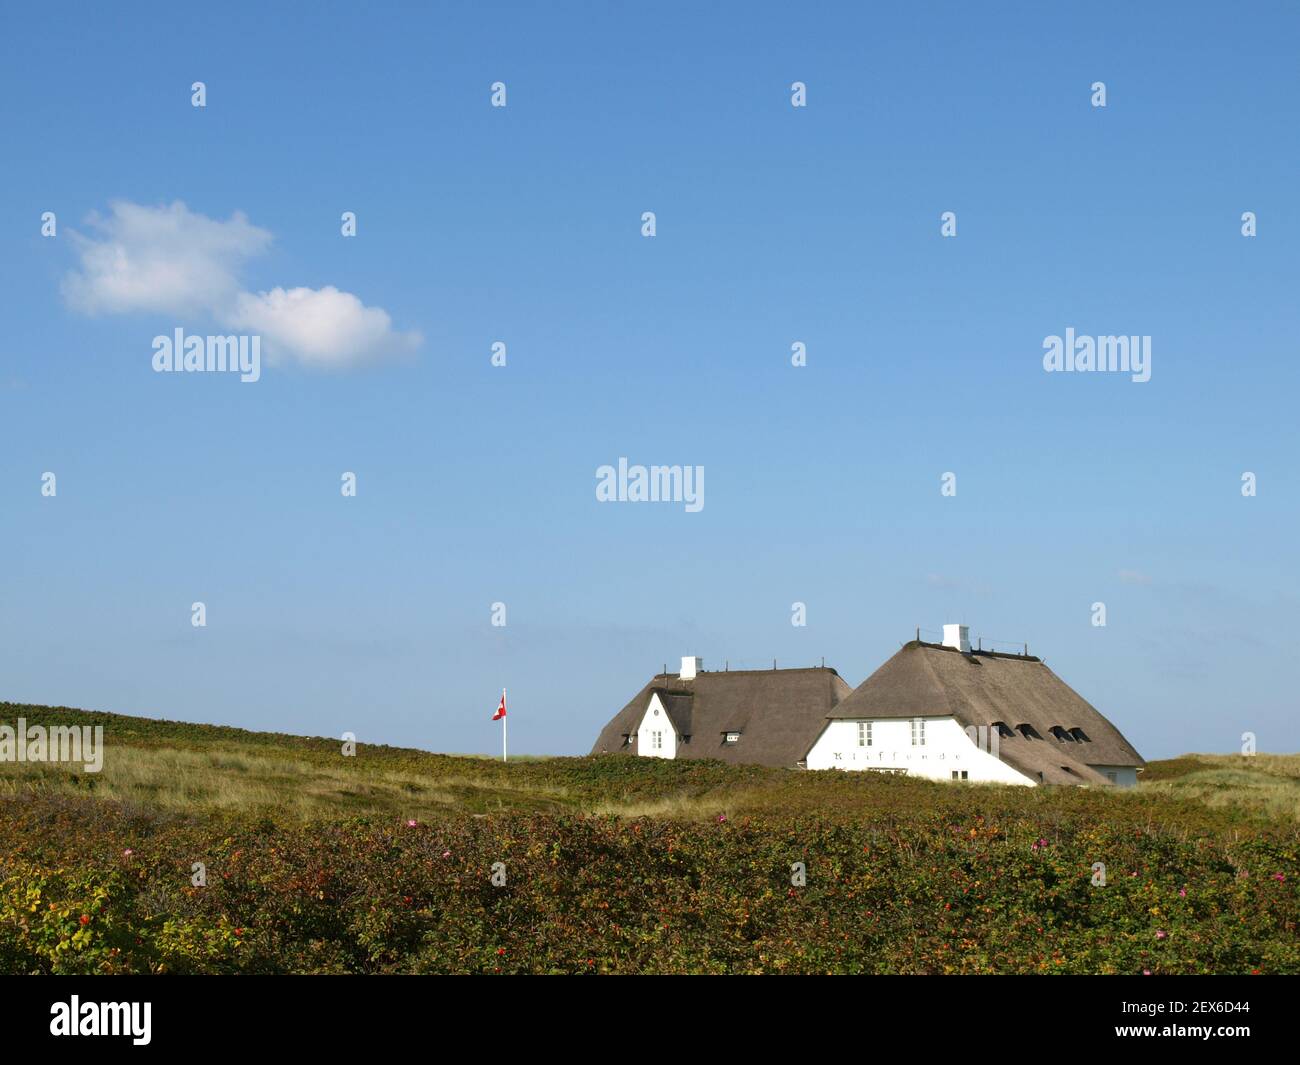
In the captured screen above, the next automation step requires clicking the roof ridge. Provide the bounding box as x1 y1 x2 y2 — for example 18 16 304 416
652 665 838 679
916 639 1041 663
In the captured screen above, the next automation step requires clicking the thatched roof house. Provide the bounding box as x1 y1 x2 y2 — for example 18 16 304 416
807 630 1145 786
593 626 1145 787
590 657 851 768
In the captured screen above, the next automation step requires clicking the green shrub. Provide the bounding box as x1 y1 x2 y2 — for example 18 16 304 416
1 793 1295 974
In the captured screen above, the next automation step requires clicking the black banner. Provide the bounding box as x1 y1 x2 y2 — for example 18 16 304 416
0 975 1289 1051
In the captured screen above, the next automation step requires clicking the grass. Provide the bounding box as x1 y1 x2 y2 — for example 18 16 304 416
3 701 1298 974
0 743 575 819
2 699 1298 827
1138 753 1300 822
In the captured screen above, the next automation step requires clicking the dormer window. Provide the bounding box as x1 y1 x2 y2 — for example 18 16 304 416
991 721 1014 738
1016 723 1042 740
1049 726 1074 742
1070 727 1091 742
724 732 740 744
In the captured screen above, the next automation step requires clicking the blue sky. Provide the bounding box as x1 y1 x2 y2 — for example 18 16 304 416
2 2 1297 759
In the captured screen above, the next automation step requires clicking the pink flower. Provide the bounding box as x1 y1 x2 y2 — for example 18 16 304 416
716 814 727 823
406 819 417 827
1155 929 1167 940
122 849 133 857
1178 888 1187 897
1273 873 1286 882
1143 969 1151 976
442 850 451 858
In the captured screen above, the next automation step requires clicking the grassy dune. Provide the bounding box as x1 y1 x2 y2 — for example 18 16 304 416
2 701 1298 974
0 743 576 819
3 700 1297 824
1138 754 1300 822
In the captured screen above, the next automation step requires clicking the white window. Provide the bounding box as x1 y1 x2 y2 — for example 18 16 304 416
1106 771 1117 784
911 719 926 746
651 730 663 750
724 732 740 744
951 770 968 780
858 722 872 747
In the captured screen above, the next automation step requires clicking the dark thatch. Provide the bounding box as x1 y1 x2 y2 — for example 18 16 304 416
822 641 1144 785
590 666 852 768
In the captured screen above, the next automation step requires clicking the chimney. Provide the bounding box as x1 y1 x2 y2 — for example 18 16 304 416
942 623 971 653
679 656 702 680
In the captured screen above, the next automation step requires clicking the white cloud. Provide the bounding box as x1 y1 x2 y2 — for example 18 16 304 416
63 200 270 316
228 286 421 367
62 201 418 368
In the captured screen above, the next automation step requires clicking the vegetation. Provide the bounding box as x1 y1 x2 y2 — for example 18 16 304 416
1 701 1297 974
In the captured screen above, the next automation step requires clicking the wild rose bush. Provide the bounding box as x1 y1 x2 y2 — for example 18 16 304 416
1 790 1296 974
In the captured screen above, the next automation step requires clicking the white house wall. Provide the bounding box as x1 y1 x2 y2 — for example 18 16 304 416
1089 765 1138 788
636 694 676 759
805 717 1034 785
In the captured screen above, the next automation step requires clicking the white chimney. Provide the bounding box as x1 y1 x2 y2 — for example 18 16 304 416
680 656 702 680
942 623 971 653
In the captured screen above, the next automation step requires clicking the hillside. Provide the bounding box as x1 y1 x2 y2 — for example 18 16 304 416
2 701 1298 974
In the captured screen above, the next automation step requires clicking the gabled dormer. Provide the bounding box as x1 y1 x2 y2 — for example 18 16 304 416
636 692 678 759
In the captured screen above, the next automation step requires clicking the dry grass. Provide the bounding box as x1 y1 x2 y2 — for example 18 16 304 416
1138 753 1300 821
0 743 574 820
3 700 1298 825
588 788 753 819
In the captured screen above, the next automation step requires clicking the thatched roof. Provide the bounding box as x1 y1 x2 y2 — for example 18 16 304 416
590 666 851 768
823 640 1144 785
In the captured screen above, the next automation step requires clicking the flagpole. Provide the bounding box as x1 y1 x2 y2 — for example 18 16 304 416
502 688 508 763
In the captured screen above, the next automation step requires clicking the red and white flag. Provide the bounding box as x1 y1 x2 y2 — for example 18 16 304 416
493 689 508 762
